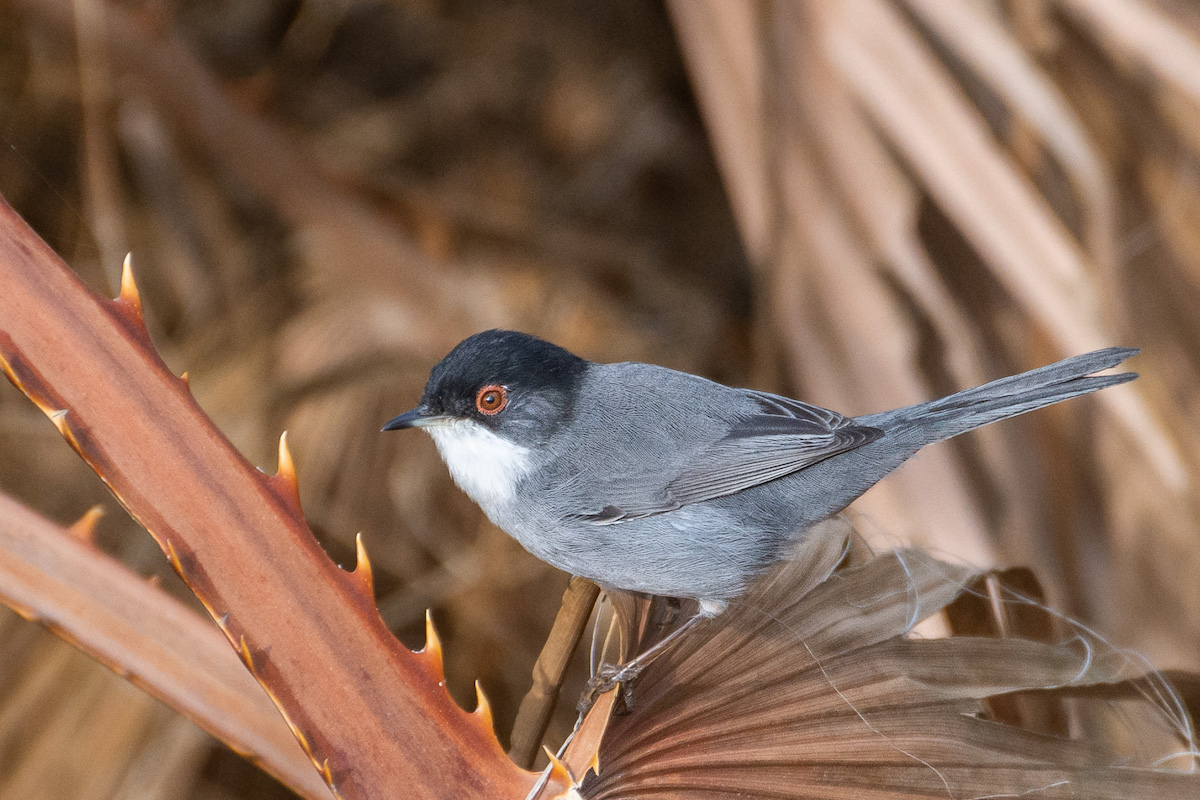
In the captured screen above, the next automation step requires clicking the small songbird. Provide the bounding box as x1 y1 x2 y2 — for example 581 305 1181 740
384 330 1136 614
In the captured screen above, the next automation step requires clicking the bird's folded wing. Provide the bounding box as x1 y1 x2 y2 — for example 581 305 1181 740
575 391 882 524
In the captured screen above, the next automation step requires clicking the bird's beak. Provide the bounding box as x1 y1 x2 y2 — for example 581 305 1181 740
381 406 449 431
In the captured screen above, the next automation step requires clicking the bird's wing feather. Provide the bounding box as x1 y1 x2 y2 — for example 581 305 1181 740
573 390 882 524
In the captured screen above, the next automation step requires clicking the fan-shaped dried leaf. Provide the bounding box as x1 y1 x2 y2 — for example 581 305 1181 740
581 519 1199 799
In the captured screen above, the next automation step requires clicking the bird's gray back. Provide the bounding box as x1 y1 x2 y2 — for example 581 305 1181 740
544 362 753 502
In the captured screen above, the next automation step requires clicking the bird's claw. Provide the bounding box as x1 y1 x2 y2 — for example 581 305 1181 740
579 662 642 712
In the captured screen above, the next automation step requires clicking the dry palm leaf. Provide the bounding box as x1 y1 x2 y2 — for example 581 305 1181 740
3 1 1200 795
667 0 1200 673
0 491 331 799
0 198 565 798
577 518 1198 799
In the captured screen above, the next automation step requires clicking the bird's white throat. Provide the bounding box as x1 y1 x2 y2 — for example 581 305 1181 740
425 419 533 509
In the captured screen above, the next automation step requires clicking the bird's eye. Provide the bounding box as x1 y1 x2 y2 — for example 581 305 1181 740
475 384 508 415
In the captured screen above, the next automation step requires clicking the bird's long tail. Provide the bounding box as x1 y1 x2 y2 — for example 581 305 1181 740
860 347 1139 443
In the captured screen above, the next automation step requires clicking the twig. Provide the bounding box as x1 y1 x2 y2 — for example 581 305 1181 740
509 577 600 769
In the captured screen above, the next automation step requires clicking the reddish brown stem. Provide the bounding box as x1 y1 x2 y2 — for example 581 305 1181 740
0 196 557 798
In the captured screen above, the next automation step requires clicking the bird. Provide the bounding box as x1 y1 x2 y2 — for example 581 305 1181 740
383 330 1138 615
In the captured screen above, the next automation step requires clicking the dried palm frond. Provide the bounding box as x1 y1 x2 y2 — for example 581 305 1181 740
667 0 1200 672
1 0 1198 796
578 519 1199 799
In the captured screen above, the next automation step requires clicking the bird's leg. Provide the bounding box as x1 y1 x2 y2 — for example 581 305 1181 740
581 600 722 711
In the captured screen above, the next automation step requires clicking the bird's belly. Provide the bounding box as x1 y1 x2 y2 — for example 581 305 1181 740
496 499 794 601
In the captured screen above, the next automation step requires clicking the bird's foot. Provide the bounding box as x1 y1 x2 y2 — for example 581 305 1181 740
576 609 712 713
579 661 642 712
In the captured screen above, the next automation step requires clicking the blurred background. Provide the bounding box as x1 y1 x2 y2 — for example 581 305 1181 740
0 0 1198 797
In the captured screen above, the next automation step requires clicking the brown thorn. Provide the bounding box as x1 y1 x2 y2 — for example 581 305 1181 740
180 371 190 391
352 533 374 599
164 539 183 576
473 680 494 732
31 396 57 419
117 253 143 316
542 746 576 789
256 682 312 756
68 504 105 543
0 350 17 388
585 744 602 780
8 599 39 624
277 706 314 761
53 411 85 458
423 610 445 675
276 431 296 481
28 398 60 425
48 408 69 434
274 431 301 509
289 721 311 754
237 634 255 672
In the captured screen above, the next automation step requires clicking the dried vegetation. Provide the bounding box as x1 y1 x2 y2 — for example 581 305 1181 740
0 0 1197 798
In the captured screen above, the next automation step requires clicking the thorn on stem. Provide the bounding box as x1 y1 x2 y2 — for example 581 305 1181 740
68 505 105 543
164 539 183 576
115 253 145 321
474 680 494 729
542 746 576 788
274 431 302 510
237 635 255 672
423 610 445 675
48 408 69 432
352 533 374 598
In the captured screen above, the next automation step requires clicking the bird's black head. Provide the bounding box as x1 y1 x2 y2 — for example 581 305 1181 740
383 330 588 447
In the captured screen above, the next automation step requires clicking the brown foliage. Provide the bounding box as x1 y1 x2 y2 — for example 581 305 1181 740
0 196 553 798
584 520 1198 798
0 0 1198 798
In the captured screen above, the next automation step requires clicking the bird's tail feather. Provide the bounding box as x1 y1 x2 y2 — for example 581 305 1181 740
865 347 1139 443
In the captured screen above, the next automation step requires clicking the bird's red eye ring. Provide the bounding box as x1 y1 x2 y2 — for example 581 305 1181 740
475 384 508 415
